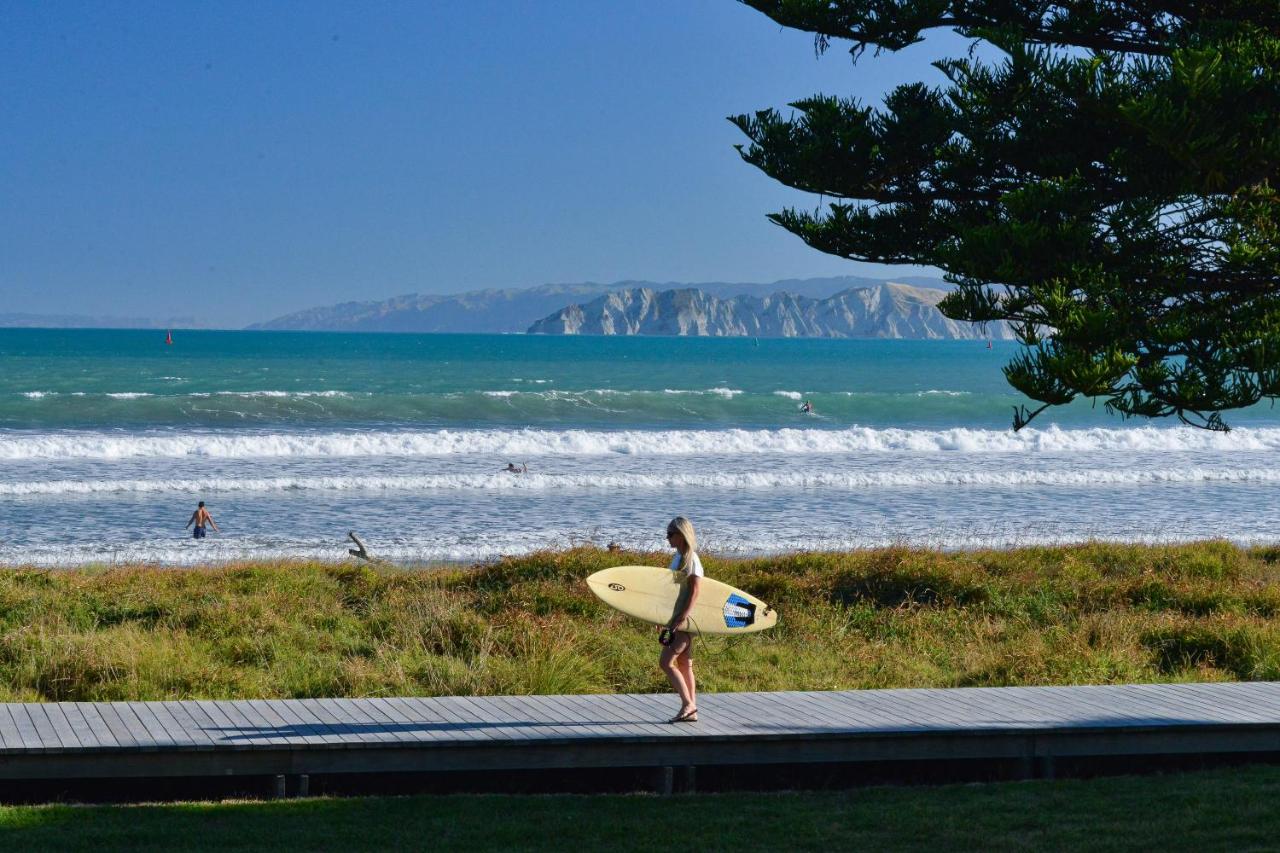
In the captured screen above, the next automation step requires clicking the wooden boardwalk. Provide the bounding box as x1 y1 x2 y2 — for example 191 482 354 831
1 682 1279 788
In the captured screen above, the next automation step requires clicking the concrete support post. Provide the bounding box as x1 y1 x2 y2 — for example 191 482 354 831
657 766 674 796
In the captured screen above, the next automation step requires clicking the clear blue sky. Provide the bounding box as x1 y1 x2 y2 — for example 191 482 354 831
1 1 962 327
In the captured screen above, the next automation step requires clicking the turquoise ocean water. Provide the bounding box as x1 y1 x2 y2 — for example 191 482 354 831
3 329 1280 565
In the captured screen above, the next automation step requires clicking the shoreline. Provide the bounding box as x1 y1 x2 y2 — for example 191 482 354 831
5 535 1280 570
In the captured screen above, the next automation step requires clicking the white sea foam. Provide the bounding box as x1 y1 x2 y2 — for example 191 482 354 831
211 390 353 398
774 390 803 400
918 390 971 396
662 388 743 398
105 392 153 399
6 466 1280 497
3 424 1280 462
4 524 1275 568
21 391 51 399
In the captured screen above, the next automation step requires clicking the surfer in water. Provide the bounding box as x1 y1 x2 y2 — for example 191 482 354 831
185 501 219 539
800 399 813 414
504 462 527 474
660 516 702 723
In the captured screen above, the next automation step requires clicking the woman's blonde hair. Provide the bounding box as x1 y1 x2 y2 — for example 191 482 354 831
667 516 697 570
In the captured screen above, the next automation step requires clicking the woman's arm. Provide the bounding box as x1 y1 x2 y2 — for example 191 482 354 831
669 575 701 630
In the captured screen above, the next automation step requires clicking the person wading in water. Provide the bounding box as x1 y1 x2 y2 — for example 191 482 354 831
185 501 219 539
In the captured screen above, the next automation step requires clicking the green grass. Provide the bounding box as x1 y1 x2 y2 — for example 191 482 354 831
2 541 1280 701
2 765 1278 851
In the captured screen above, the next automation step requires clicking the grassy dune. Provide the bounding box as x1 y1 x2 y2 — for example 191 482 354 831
1 541 1280 702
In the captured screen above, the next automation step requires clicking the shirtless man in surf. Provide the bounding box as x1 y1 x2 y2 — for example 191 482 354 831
185 501 219 539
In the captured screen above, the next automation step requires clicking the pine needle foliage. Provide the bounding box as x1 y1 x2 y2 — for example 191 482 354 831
732 1 1280 429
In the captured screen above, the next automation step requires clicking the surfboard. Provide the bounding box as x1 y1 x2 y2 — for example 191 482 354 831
586 565 777 636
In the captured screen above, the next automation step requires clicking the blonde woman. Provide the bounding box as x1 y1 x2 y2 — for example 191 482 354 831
660 516 702 723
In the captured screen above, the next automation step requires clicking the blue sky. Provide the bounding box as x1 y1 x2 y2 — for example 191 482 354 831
2 1 963 327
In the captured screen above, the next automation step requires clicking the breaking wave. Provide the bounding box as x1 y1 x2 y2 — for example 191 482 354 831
6 466 1280 497
4 424 1280 462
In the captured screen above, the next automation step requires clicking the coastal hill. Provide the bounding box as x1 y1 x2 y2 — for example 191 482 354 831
247 276 944 333
528 283 1012 339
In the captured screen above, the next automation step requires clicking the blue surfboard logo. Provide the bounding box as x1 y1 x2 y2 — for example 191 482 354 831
723 593 756 628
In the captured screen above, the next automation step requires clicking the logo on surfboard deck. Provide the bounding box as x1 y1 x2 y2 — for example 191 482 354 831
608 582 626 592
723 593 756 628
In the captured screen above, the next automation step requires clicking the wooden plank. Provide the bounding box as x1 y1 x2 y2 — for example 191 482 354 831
422 694 495 741
1039 686 1169 727
213 699 280 748
1177 682 1278 721
608 692 699 738
149 702 203 748
450 695 522 742
13 704 54 751
24 701 69 747
413 696 491 743
115 703 164 749
541 693 650 741
208 700 266 748
0 705 25 751
825 690 927 733
363 696 433 745
378 696 448 744
479 695 553 741
821 690 920 734
269 699 340 747
39 703 84 750
190 700 238 746
1199 683 1279 718
575 693 666 739
921 687 1040 730
571 693 664 739
524 694 614 740
1130 683 1256 723
240 699 301 748
73 702 121 750
851 688 949 730
312 698 383 746
1089 685 1214 726
55 704 99 750
437 696 512 744
161 702 217 750
174 701 224 748
1116 683 1236 722
793 686 896 727
127 702 179 747
95 703 144 750
754 691 849 732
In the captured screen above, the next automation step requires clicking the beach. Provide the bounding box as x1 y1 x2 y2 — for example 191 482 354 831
4 329 1280 567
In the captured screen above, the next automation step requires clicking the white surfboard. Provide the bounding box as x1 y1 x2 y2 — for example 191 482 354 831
586 564 777 636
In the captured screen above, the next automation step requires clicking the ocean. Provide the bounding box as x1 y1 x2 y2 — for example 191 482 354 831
3 328 1280 566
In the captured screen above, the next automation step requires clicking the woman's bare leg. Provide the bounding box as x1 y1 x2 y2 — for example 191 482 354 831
659 632 695 712
677 650 696 710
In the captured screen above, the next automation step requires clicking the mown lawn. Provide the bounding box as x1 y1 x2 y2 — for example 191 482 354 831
2 764 1277 852
2 541 1280 701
